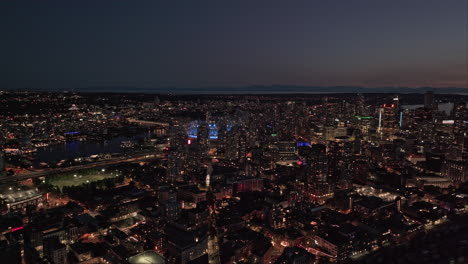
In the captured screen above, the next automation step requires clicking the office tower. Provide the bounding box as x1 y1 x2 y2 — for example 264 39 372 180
167 149 185 183
169 124 187 149
399 111 403 127
238 127 248 162
453 102 467 140
197 123 209 156
393 95 400 111
463 133 468 160
355 94 366 116
377 103 398 134
206 186 220 264
43 237 67 264
277 140 297 160
308 144 328 182
225 126 240 161
442 159 468 183
217 121 228 156
424 91 437 110
0 151 5 177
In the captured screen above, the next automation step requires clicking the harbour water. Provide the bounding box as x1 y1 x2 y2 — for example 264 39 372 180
401 102 456 115
34 132 152 164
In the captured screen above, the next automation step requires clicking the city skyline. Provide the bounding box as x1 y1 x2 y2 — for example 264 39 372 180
0 91 467 264
1 2 468 263
1 0 467 90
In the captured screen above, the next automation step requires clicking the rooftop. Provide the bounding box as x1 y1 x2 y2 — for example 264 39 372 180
0 186 42 204
128 250 165 264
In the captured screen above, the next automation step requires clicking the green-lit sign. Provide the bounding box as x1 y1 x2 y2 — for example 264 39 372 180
354 116 372 120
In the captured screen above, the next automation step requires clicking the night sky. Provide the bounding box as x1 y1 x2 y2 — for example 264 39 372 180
1 0 466 90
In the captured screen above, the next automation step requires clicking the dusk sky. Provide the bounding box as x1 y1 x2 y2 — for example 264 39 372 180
1 0 466 90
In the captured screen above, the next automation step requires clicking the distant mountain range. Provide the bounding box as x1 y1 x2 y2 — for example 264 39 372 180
5 85 468 94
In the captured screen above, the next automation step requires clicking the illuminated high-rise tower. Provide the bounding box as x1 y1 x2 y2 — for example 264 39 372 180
377 103 398 135
393 95 400 111
453 102 467 140
206 163 213 188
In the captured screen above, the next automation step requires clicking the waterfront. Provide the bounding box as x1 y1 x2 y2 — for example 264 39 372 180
33 131 153 165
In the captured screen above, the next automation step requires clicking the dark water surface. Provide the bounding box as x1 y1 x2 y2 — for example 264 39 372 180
34 132 151 164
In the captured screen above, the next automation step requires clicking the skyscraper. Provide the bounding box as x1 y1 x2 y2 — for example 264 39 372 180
424 91 436 110
206 178 220 264
0 151 5 177
197 123 209 157
377 103 398 135
308 144 328 182
43 237 67 264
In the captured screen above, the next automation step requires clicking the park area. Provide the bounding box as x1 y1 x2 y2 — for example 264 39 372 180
43 168 120 190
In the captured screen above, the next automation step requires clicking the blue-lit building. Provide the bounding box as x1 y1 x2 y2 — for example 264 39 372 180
186 121 234 140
